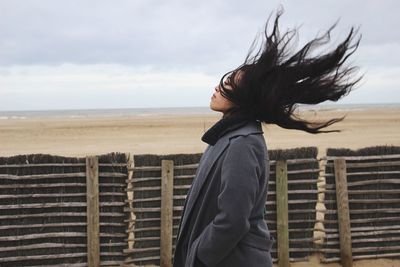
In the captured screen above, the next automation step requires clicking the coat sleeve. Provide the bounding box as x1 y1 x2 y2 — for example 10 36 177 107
187 135 263 267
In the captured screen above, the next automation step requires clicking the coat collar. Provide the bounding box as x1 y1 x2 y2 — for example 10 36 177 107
201 115 252 145
176 120 263 244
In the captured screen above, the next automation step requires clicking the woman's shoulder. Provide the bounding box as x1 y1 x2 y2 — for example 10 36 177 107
228 121 268 157
230 133 265 150
226 120 263 140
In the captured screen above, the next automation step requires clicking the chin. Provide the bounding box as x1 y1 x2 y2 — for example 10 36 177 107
210 103 216 111
210 105 220 113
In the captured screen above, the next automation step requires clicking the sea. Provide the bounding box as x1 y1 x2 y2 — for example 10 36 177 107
0 103 399 120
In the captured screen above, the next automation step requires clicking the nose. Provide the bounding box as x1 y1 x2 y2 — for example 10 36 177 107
214 86 220 92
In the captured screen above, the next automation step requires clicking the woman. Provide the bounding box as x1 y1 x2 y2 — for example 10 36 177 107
173 9 361 267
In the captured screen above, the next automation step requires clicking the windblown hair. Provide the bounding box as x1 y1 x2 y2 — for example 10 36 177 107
220 9 362 134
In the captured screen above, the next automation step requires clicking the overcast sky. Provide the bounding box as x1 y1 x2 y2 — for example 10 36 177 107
0 0 399 111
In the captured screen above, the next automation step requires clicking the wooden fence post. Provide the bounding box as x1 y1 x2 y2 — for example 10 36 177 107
276 160 289 267
161 160 174 267
86 156 100 267
334 158 353 267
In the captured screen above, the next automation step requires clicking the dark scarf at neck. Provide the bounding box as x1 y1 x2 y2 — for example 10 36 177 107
201 114 251 145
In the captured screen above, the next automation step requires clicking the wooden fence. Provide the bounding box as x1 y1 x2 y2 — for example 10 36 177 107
123 153 203 266
0 153 129 267
321 146 400 267
125 145 400 267
1 145 399 267
124 147 320 266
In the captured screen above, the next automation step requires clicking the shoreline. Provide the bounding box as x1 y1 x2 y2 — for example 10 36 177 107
1 103 399 120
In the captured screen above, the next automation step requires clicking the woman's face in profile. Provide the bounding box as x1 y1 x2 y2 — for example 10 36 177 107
210 75 235 114
210 69 245 115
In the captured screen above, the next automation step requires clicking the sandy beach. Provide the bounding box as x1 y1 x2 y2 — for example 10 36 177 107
1 106 399 158
1 106 400 267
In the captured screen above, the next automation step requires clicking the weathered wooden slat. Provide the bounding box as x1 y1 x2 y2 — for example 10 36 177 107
0 182 124 189
348 198 400 204
128 186 161 192
173 164 199 170
325 154 400 161
271 158 319 165
0 242 86 252
326 228 400 239
350 225 400 233
324 208 400 215
0 163 86 168
98 172 127 177
41 263 88 267
269 227 316 233
0 201 125 210
0 232 87 241
160 160 174 267
323 189 400 195
127 236 160 242
131 166 162 171
127 195 187 203
0 172 125 180
0 211 125 220
323 198 400 204
323 245 400 254
127 184 192 192
86 156 100 267
0 242 126 253
324 235 400 245
124 247 160 253
269 189 320 194
128 176 160 183
127 174 196 184
0 162 127 168
276 160 289 267
326 160 400 168
132 226 161 232
323 252 400 262
334 158 353 267
352 253 400 260
347 178 400 187
127 217 180 224
268 179 318 185
124 255 160 263
268 199 318 205
0 192 125 200
323 216 400 225
0 202 86 209
0 221 125 231
287 168 321 174
130 163 199 172
0 253 88 263
325 171 400 177
100 261 125 267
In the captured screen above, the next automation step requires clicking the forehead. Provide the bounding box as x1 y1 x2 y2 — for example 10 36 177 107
224 69 244 82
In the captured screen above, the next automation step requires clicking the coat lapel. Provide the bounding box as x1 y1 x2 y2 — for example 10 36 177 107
176 121 263 244
177 137 230 243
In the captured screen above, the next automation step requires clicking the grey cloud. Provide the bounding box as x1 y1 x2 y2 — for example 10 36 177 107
0 0 398 73
0 0 270 71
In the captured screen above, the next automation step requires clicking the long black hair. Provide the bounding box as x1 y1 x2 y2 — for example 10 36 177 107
220 9 362 134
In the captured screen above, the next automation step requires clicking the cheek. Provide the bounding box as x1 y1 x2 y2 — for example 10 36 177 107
220 96 235 109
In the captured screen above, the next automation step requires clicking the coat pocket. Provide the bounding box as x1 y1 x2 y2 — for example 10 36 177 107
239 231 274 251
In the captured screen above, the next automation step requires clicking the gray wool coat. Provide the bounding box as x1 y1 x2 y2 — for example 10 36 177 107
173 120 274 267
